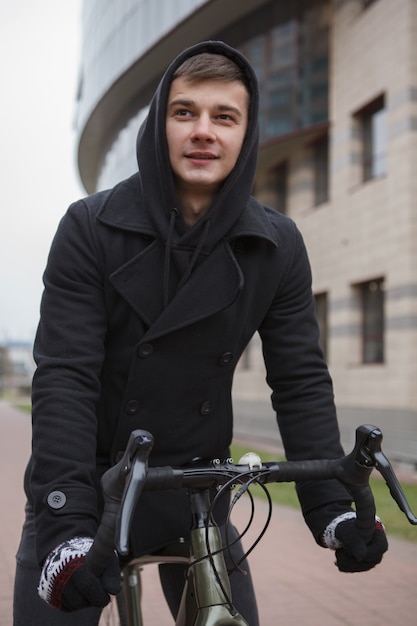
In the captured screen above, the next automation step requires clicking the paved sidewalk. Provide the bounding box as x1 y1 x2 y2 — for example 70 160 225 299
2 398 417 625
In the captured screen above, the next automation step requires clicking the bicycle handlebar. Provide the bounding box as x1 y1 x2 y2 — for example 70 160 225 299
85 424 417 576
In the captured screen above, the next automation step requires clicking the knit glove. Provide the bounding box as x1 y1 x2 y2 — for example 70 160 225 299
322 512 388 572
38 537 121 611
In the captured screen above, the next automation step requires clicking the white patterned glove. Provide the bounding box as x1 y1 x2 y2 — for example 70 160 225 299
38 536 121 611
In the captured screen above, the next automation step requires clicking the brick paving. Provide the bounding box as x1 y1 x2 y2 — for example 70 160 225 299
2 398 417 625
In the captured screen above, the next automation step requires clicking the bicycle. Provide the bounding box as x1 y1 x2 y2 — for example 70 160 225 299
87 424 417 625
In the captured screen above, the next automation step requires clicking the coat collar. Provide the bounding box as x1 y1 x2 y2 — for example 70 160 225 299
97 174 277 247
97 174 158 237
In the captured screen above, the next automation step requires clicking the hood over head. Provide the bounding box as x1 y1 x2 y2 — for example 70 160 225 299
136 41 260 306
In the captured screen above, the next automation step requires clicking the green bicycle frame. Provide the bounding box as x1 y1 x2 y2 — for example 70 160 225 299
118 489 249 625
176 524 249 625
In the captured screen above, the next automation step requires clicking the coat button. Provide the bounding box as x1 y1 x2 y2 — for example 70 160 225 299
200 400 213 415
219 352 233 366
47 490 67 510
138 343 153 357
125 399 141 414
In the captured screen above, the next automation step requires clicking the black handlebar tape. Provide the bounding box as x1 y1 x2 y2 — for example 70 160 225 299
346 483 376 544
143 466 184 491
266 458 376 544
266 459 333 483
85 500 120 576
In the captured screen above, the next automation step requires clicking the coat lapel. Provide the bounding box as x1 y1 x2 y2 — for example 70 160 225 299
110 240 244 339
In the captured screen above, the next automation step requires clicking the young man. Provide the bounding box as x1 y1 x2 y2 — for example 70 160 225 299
14 41 387 625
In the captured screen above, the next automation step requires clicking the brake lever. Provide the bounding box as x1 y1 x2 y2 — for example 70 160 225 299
115 429 154 555
361 426 417 525
100 430 153 502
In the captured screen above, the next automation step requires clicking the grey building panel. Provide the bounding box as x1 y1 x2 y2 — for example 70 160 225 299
386 315 417 331
233 399 417 466
387 284 417 300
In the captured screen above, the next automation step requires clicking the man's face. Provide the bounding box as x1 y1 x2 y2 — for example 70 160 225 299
166 77 249 200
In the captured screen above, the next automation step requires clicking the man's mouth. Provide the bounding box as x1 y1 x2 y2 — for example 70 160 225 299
186 153 218 160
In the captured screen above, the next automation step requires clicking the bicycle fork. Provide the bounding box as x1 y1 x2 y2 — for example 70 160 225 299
176 490 249 626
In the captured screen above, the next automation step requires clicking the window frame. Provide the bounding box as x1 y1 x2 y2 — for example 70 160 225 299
359 278 385 364
312 133 329 206
355 94 387 183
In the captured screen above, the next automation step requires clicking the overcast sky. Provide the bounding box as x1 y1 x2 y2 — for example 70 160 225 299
0 1 83 343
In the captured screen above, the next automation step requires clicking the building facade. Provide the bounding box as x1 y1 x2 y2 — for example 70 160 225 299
75 0 417 463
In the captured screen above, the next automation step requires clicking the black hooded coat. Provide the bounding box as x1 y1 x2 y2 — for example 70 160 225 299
25 41 352 564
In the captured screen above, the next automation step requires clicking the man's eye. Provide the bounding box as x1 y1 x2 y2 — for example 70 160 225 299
175 109 191 117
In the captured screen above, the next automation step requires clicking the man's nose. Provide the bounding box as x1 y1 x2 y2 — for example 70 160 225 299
191 114 216 141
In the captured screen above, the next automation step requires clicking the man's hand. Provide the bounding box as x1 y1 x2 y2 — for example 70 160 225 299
322 512 388 573
38 537 121 611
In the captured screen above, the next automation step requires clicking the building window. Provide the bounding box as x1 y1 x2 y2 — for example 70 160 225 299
360 278 385 363
312 134 329 205
230 0 330 142
275 161 288 214
314 292 328 360
356 95 387 182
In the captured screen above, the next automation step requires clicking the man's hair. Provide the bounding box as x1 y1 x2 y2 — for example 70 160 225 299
173 53 248 90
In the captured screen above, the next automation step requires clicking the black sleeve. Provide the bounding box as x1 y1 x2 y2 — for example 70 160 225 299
259 224 353 542
29 201 107 563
